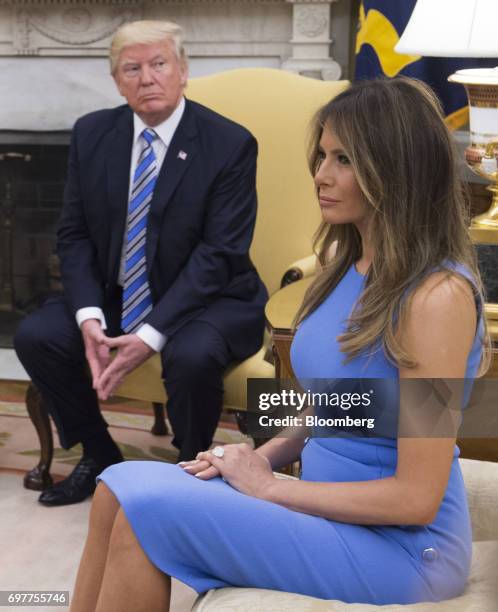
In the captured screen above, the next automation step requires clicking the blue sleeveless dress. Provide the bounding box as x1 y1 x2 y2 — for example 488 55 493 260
98 262 483 605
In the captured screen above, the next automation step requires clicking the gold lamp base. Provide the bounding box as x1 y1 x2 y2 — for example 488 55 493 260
448 70 498 240
470 180 498 244
467 141 498 236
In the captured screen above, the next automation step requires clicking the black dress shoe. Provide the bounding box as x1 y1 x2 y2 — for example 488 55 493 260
38 457 109 506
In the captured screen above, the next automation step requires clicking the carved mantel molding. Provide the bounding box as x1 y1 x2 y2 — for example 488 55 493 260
3 0 284 4
9 3 142 55
0 0 342 80
282 0 341 80
14 6 139 54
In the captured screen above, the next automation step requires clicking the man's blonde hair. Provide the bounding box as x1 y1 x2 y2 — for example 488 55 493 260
110 20 187 74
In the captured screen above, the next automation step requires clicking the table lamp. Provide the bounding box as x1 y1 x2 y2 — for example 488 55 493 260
395 0 498 241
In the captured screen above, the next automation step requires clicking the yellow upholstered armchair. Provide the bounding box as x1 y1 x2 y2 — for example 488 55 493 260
23 68 350 490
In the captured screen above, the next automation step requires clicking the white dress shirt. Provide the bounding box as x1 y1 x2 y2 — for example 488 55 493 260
75 97 186 352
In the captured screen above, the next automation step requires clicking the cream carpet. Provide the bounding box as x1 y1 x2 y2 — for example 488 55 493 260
0 472 198 612
0 393 247 611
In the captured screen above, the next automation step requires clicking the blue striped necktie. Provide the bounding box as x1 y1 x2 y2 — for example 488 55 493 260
121 128 157 333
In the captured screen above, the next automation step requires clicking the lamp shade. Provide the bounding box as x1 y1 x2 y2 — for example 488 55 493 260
395 0 498 58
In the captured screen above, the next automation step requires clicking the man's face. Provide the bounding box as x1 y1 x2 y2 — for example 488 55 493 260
113 39 187 126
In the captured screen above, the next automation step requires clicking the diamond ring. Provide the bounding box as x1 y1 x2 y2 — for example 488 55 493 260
212 446 225 458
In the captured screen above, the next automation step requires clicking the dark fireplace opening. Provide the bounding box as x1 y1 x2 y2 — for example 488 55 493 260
0 134 69 348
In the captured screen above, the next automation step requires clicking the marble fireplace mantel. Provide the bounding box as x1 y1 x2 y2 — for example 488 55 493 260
0 0 351 131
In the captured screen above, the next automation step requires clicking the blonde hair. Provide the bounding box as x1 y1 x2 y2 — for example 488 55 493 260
296 77 491 373
110 20 187 74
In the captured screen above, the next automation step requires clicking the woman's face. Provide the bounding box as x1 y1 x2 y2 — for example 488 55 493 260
313 125 369 230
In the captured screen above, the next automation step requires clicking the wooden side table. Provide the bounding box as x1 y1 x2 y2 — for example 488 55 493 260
264 277 312 379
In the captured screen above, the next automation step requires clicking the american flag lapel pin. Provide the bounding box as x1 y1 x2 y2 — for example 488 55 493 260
177 150 188 160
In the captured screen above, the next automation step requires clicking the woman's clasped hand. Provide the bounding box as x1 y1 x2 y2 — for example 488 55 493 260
180 443 275 498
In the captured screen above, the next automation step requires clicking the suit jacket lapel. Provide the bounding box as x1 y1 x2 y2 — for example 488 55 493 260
146 100 198 274
106 107 133 284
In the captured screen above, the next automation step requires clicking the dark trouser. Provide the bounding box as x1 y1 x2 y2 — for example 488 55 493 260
14 297 231 462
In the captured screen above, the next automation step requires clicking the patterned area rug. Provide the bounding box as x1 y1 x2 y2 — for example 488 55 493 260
0 399 247 479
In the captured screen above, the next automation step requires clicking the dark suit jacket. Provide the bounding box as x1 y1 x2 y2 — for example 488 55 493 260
57 98 268 360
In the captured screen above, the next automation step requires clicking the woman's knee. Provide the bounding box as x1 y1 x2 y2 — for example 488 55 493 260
89 482 121 533
107 508 139 556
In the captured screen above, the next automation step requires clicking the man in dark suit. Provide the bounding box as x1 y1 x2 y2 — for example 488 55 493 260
14 19 267 506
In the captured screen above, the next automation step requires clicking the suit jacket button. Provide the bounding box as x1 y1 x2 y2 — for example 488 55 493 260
422 547 438 562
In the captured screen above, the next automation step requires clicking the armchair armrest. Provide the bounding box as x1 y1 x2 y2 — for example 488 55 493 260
280 242 339 288
280 255 318 287
460 458 498 541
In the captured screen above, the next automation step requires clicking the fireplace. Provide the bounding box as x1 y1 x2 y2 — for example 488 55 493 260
0 134 69 346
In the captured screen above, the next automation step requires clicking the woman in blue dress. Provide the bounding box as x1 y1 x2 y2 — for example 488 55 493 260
70 77 490 611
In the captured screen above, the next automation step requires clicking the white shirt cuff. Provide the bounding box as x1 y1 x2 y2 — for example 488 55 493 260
135 323 167 352
75 307 108 330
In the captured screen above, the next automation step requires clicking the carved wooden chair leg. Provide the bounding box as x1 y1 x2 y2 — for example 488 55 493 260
234 409 248 436
151 402 169 436
234 410 265 448
23 383 54 490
